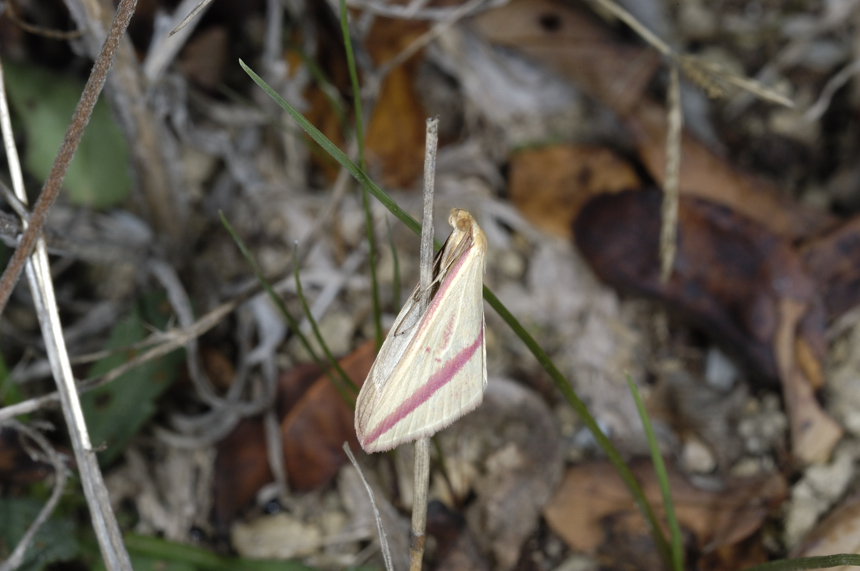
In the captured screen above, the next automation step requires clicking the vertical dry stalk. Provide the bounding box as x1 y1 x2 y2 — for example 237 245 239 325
343 443 394 570
0 0 140 317
660 63 683 283
410 117 439 571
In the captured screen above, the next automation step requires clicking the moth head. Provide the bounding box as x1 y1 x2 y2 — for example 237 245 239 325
449 208 473 232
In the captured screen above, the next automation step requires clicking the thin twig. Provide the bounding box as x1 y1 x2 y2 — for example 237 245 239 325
0 421 68 571
0 0 138 318
3 1 83 39
410 117 439 571
660 64 682 283
167 0 214 37
803 57 860 123
343 443 394 571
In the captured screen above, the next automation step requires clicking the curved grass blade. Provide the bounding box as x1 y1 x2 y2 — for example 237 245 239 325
220 212 354 402
339 0 383 349
627 373 683 571
386 218 401 309
742 555 860 571
292 243 358 398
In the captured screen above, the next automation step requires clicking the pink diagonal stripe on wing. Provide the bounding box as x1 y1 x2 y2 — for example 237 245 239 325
362 327 483 448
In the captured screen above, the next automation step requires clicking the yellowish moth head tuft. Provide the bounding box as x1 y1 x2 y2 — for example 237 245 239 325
450 208 473 232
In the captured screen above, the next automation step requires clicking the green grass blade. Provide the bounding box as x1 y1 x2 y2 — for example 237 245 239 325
292 243 358 398
123 533 315 571
240 60 672 567
742 555 860 571
339 0 383 349
627 374 682 571
220 212 349 399
387 218 401 309
338 0 365 171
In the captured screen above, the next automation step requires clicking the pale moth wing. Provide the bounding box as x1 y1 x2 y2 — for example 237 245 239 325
355 209 488 453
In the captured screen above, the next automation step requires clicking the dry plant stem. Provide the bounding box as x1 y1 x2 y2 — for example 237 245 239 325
344 444 394 571
65 0 186 247
0 0 138 318
410 117 439 571
168 0 215 36
0 421 68 571
0 58 132 571
660 63 682 283
804 58 860 122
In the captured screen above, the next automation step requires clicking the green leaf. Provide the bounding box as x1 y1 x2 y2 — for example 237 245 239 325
3 61 131 208
122 534 320 571
0 497 80 571
627 374 683 571
81 294 183 465
742 555 860 570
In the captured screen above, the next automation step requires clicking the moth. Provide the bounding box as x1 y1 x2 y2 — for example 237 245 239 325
355 208 488 453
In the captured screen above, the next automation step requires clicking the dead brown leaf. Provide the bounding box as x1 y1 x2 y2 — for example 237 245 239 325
543 459 786 564
364 16 429 188
213 419 270 532
508 145 640 238
774 299 843 465
281 339 375 490
574 189 820 382
214 341 374 528
802 217 860 321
